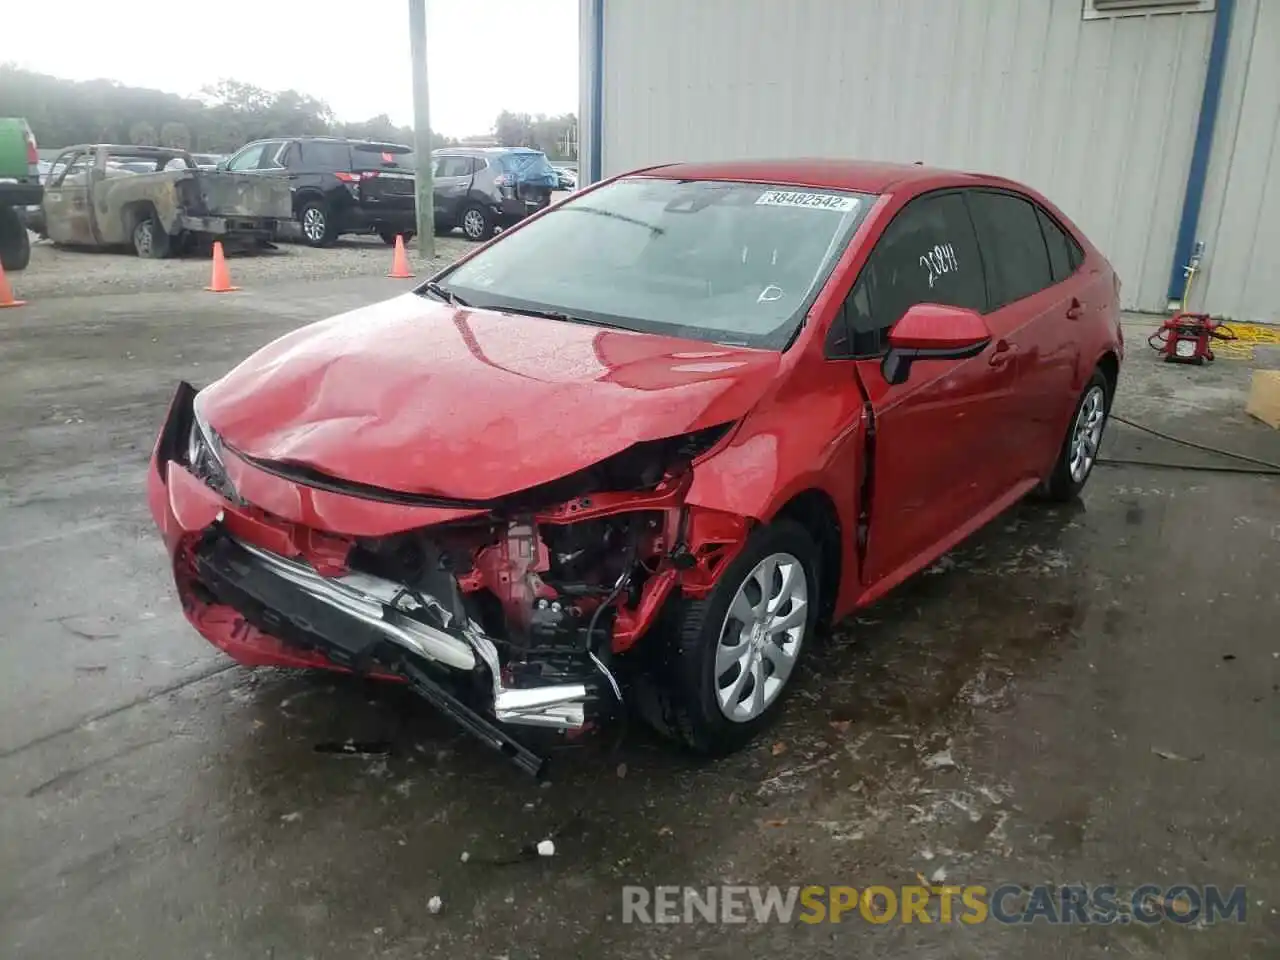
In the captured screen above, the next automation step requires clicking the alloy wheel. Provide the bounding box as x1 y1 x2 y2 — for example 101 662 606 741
462 209 486 240
1070 385 1107 482
714 552 808 722
303 207 326 243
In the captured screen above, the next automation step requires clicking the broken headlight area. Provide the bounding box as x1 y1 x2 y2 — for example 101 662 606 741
154 381 242 505
184 507 676 777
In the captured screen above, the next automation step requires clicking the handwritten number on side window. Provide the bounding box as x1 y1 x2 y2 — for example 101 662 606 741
920 243 959 289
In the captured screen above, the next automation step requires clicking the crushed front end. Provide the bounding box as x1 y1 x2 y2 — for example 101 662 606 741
147 383 749 776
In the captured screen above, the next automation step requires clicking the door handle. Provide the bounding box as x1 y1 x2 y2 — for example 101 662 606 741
988 339 1015 367
1066 297 1083 320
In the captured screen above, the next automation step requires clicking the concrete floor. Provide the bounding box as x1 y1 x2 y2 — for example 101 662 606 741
1 281 1277 959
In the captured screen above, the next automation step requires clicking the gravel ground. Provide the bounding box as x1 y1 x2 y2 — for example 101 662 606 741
7 232 476 300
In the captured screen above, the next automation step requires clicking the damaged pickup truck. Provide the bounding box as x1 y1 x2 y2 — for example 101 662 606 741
148 160 1124 775
39 144 290 256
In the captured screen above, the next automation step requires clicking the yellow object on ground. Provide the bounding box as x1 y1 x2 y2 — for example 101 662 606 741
1245 370 1280 429
1216 322 1280 360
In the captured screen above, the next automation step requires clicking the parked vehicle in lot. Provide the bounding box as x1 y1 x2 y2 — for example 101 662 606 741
0 117 43 270
432 146 559 240
220 136 417 247
192 153 225 170
555 166 577 191
148 159 1123 775
40 144 291 257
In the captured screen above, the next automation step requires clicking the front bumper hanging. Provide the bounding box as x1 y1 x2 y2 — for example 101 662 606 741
192 530 602 776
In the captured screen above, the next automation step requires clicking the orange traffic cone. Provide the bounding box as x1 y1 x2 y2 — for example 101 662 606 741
205 241 239 292
0 260 25 308
388 234 414 279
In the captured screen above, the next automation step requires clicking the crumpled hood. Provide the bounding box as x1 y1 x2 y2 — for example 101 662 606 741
200 293 781 502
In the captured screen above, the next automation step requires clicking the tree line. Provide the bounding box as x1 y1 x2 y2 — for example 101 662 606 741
0 66 577 159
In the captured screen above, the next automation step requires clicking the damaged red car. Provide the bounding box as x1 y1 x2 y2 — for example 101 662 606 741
148 159 1123 775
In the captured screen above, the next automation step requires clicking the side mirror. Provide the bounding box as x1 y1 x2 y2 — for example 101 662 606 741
881 304 992 386
216 159 229 172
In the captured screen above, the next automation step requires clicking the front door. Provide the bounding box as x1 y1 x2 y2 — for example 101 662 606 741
432 155 475 224
42 150 97 246
842 191 1024 589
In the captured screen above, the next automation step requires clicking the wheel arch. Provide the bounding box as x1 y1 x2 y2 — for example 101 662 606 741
1096 349 1120 401
770 488 843 626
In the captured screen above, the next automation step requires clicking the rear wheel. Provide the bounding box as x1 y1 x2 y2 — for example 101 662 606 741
1042 369 1111 501
636 519 819 755
299 200 337 247
0 206 31 271
132 214 171 259
460 203 494 242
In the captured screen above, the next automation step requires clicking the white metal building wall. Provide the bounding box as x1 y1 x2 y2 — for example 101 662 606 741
1195 0 1280 323
583 0 1278 320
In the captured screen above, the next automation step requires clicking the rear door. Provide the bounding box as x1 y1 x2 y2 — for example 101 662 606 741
351 143 417 214
432 154 474 222
499 150 557 212
965 190 1081 479
840 191 1023 588
42 149 97 245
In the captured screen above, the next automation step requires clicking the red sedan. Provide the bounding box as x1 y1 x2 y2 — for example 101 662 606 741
148 159 1123 774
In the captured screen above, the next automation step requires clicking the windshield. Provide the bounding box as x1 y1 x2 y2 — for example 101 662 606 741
434 177 872 348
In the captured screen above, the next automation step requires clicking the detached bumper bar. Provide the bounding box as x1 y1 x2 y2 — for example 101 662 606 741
191 531 597 775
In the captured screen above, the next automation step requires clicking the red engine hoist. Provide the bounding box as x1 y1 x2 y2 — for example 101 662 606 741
1147 312 1237 365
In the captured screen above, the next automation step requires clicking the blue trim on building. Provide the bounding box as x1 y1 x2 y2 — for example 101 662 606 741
589 0 604 183
1166 0 1235 306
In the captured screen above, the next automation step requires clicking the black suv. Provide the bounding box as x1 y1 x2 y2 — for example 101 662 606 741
221 137 417 247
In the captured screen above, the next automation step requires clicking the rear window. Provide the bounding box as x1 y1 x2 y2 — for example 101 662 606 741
353 143 414 172
496 150 556 182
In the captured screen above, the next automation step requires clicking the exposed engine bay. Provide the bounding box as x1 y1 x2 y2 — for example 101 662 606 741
153 382 751 776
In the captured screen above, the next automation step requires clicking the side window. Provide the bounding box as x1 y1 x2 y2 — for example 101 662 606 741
279 142 301 170
1035 205 1083 282
301 141 352 171
255 141 285 170
436 156 472 178
967 191 1053 308
471 157 488 174
47 151 82 186
831 192 986 358
227 143 267 171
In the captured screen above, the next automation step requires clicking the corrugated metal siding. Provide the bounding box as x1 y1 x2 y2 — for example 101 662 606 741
1196 0 1280 323
596 0 1219 312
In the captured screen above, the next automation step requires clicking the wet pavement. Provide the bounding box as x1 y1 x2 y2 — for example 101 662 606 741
1 280 1278 959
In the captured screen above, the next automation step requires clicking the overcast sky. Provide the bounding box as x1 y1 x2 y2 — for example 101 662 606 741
0 0 580 137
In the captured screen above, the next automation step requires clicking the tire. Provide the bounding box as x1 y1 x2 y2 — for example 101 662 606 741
378 229 416 246
1042 369 1111 502
298 200 337 247
132 213 171 259
0 206 31 271
460 203 494 242
636 519 820 755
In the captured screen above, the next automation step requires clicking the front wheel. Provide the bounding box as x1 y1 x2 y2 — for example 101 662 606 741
1042 370 1111 501
636 519 819 755
298 201 336 247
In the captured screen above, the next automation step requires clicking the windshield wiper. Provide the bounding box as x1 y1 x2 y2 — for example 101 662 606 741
422 280 468 307
501 306 627 330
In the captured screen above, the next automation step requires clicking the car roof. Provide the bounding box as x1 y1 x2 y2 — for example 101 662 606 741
438 146 546 156
636 158 994 194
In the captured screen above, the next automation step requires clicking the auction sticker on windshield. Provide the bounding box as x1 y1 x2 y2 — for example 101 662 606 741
755 191 859 212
